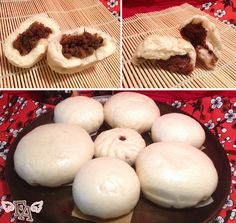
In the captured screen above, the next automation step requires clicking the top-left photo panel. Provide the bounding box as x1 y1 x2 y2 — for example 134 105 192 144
0 0 120 89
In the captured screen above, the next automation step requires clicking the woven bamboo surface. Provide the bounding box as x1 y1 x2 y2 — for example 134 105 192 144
122 3 236 89
0 0 120 88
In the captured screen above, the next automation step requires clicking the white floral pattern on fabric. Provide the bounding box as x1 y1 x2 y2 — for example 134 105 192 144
9 128 23 138
230 208 236 220
205 119 215 129
211 97 223 109
107 0 118 8
0 149 9 160
214 9 226 18
172 100 182 108
214 216 225 223
36 106 47 117
0 141 7 150
0 117 4 125
202 2 212 10
224 109 236 123
223 195 233 209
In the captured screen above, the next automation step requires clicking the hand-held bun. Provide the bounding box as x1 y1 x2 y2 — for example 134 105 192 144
94 128 146 165
135 142 218 208
54 96 104 134
104 92 160 133
180 15 222 69
72 157 140 219
47 27 116 74
151 113 206 148
132 35 196 74
14 123 94 187
4 15 60 68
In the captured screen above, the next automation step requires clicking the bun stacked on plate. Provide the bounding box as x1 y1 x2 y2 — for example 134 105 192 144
54 96 104 134
135 142 218 208
14 123 94 187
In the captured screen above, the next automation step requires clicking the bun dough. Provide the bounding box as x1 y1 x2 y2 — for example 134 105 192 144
4 15 60 68
132 35 196 67
135 142 218 208
47 27 116 74
14 123 94 187
151 113 205 148
104 92 160 133
180 15 222 69
72 157 140 219
54 96 104 134
94 128 146 165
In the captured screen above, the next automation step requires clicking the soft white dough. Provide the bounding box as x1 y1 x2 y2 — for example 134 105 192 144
4 14 61 68
72 157 140 219
135 142 218 208
54 96 104 134
151 113 205 148
47 27 116 74
14 123 94 187
94 128 146 165
104 92 160 133
132 35 196 67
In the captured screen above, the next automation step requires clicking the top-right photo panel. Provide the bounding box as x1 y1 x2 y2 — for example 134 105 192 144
122 0 236 88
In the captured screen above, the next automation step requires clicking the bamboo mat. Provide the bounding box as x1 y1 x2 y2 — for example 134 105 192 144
122 3 236 89
0 0 120 88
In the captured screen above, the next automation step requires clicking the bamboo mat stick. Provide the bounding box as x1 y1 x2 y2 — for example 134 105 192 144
122 3 236 88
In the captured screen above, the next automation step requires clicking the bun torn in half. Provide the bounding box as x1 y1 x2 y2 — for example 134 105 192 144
47 27 116 74
4 15 61 68
132 35 196 74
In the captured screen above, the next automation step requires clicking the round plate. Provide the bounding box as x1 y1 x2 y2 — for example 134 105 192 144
5 99 231 223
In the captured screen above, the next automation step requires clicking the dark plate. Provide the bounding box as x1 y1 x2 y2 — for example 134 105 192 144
5 99 231 223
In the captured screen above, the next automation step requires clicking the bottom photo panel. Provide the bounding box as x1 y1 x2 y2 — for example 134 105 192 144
0 90 235 223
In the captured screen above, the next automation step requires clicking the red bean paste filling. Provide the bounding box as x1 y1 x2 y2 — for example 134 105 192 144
60 32 104 59
180 22 218 64
119 136 126 141
157 54 194 74
13 22 52 56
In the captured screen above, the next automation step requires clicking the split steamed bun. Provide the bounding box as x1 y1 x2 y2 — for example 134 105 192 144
94 128 146 165
47 27 116 74
135 142 218 208
104 92 160 133
151 113 205 148
4 15 60 68
54 96 104 134
14 123 94 187
72 157 140 219
180 15 222 69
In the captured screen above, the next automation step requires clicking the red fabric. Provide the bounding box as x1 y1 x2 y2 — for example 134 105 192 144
100 0 120 19
0 91 236 223
123 0 236 27
123 0 212 18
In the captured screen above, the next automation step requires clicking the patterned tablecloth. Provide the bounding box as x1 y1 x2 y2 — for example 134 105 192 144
0 91 235 223
123 0 236 28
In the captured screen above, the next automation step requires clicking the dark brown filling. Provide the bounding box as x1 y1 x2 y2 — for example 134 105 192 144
157 54 194 74
180 22 218 66
119 136 126 141
60 32 103 59
13 22 52 56
180 23 207 47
